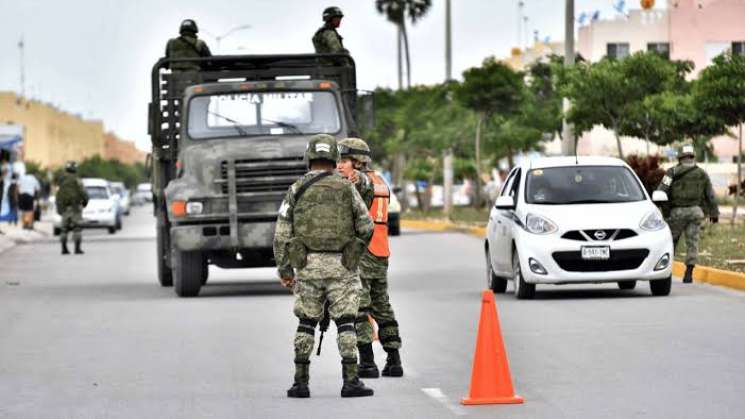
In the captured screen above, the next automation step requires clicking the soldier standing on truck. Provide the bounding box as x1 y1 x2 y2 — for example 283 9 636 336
656 144 719 284
313 7 348 54
165 19 212 71
56 161 88 255
273 134 375 398
337 138 404 378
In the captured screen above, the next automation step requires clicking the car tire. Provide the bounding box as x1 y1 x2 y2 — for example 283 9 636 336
108 227 116 234
156 215 173 287
618 280 637 290
388 217 401 236
174 250 204 297
201 258 209 285
649 276 672 296
513 251 535 300
116 216 122 231
485 245 507 293
53 227 61 236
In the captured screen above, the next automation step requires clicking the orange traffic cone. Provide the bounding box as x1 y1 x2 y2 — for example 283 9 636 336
461 290 524 405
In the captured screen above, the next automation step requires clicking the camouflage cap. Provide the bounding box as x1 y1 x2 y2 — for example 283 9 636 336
180 19 199 34
64 160 77 173
338 137 371 164
677 144 695 159
323 6 344 21
305 134 339 167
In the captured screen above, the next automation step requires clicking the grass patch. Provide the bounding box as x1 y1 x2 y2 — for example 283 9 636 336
402 207 489 225
678 223 745 274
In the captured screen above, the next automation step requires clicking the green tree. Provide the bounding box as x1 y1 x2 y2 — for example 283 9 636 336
694 52 745 223
375 0 432 89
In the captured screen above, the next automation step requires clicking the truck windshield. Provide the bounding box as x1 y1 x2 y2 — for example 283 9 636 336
525 166 646 205
187 91 341 140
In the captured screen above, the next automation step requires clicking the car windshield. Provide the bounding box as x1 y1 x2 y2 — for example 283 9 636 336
525 166 646 205
86 186 109 200
187 91 341 140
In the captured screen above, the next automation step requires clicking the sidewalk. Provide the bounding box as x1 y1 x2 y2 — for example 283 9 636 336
0 214 53 255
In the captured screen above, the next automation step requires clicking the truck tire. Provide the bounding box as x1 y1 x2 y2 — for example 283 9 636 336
174 250 204 297
156 214 173 287
485 245 507 293
649 276 671 296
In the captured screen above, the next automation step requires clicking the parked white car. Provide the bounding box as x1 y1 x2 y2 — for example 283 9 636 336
132 182 152 205
52 178 119 235
485 156 673 299
109 181 131 216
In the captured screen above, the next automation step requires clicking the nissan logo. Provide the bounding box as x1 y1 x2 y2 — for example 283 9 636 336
593 231 607 240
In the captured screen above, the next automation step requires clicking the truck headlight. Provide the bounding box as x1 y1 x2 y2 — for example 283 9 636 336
525 213 557 235
640 211 665 231
186 201 203 215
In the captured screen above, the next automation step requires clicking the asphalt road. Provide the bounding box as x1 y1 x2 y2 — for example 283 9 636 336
2 206 745 418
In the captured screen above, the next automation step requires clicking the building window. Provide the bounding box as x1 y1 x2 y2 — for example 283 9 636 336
607 43 630 59
733 42 745 56
647 42 670 59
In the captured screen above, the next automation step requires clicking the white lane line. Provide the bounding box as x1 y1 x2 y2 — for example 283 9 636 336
422 387 468 416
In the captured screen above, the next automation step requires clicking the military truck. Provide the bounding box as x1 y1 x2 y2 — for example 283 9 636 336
149 54 358 297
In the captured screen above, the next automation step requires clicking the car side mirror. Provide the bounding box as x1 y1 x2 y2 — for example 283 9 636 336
495 196 516 210
652 191 668 203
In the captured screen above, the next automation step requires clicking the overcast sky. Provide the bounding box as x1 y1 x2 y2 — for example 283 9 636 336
0 1 648 151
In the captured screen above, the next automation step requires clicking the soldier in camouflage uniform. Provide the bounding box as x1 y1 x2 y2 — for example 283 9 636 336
657 144 719 283
55 161 89 255
165 19 212 71
312 7 349 54
273 134 375 398
337 138 404 378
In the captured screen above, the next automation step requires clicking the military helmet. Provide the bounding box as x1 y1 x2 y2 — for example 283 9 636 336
322 6 344 21
677 144 696 159
338 137 371 164
180 19 199 35
64 160 77 173
305 134 339 167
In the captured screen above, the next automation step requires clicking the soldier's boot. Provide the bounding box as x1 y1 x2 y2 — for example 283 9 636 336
287 360 310 398
340 359 374 398
357 343 379 378
381 349 403 377
683 264 695 284
74 240 84 255
61 240 70 255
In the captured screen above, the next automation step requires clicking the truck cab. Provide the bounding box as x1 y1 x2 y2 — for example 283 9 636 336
149 54 357 296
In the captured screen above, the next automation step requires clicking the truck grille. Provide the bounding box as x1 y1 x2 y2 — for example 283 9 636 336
217 157 306 194
552 249 649 272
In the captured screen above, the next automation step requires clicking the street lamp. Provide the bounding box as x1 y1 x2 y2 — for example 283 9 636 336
203 24 252 53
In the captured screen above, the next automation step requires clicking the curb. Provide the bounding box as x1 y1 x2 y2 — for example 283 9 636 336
401 219 745 293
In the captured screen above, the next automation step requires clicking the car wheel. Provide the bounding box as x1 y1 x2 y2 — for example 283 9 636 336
174 250 204 297
201 258 209 285
108 227 116 234
116 217 122 230
156 216 173 287
618 280 637 290
649 276 672 296
388 217 400 236
485 244 507 293
53 227 61 236
513 251 535 300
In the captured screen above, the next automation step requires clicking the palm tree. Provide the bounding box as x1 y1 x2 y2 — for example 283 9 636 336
376 0 432 89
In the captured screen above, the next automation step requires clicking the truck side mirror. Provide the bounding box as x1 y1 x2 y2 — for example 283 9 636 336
652 190 668 202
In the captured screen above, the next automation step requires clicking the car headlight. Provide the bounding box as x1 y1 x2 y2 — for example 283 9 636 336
640 211 666 231
186 201 204 215
525 213 558 235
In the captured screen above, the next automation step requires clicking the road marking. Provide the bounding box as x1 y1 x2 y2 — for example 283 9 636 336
421 387 467 416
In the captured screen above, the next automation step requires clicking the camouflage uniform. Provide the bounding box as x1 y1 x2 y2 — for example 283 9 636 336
55 172 88 254
273 134 374 398
165 20 211 71
312 24 348 54
657 148 718 282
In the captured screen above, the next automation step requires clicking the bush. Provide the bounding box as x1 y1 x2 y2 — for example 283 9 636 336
626 154 666 195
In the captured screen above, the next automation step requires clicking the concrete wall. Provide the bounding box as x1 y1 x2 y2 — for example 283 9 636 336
577 9 669 61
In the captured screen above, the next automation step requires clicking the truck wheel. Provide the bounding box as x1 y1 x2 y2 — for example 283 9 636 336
650 276 671 296
156 215 173 287
174 250 204 297
485 245 507 293
513 251 535 300
618 280 637 290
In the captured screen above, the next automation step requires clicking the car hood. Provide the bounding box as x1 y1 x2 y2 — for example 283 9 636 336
523 200 656 231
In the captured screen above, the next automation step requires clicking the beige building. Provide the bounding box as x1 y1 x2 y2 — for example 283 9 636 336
0 91 145 167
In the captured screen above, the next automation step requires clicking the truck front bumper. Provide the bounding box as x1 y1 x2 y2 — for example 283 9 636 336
170 221 275 252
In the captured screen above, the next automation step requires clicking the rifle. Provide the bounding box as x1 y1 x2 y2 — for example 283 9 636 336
316 300 331 356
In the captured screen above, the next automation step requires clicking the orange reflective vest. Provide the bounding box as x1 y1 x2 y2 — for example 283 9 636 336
366 171 390 257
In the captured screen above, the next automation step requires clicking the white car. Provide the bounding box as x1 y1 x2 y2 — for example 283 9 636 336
109 181 131 216
52 178 119 235
132 182 152 205
485 156 673 299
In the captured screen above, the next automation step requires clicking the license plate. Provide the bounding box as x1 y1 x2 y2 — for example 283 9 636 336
581 246 610 260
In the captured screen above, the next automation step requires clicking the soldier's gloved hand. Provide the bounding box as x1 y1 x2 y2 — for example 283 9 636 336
709 216 718 224
280 277 296 289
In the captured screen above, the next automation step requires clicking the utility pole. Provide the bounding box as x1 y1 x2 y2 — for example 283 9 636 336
561 0 576 156
445 0 452 81
443 0 454 216
18 35 25 99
